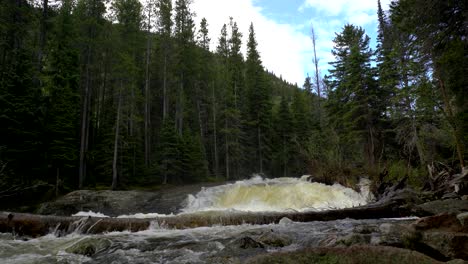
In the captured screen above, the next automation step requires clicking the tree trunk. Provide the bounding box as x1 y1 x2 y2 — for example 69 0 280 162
163 55 168 120
283 136 287 177
258 126 263 173
176 76 184 135
144 18 151 167
212 83 219 178
435 70 465 169
225 117 230 180
311 25 321 123
79 49 91 189
197 99 204 139
37 0 48 71
0 201 421 237
112 83 123 191
55 168 60 197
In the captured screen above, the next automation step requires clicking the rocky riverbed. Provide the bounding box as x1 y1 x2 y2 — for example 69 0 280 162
1 174 467 263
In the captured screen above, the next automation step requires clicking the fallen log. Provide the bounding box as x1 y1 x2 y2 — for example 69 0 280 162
0 200 427 238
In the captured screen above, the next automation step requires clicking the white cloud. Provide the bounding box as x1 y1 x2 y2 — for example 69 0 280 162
300 0 391 17
299 0 393 76
192 0 310 85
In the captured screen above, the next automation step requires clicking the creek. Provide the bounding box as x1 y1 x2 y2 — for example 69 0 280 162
0 176 419 263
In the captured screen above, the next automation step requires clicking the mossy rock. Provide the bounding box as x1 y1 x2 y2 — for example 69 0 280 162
247 246 440 264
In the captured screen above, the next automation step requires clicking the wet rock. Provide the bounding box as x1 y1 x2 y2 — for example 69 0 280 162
416 199 468 215
218 236 267 263
412 213 466 233
257 230 292 247
378 223 411 247
457 212 468 226
237 237 264 249
278 217 293 225
421 232 468 260
37 183 222 216
65 237 112 257
338 233 372 246
407 214 468 261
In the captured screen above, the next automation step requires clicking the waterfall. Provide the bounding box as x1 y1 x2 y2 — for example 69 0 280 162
181 175 373 213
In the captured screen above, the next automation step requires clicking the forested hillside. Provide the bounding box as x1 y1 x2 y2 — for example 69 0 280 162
0 0 466 191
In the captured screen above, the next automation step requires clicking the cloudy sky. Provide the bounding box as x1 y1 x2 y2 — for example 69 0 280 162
190 0 391 86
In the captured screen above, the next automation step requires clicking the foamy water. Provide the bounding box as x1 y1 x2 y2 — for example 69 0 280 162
182 175 373 213
72 176 374 218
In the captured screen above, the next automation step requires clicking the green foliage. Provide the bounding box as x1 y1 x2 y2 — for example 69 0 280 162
180 130 209 182
43 0 80 182
1 0 465 192
158 120 182 184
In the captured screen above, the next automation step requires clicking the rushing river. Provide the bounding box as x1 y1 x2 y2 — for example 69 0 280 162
1 176 411 264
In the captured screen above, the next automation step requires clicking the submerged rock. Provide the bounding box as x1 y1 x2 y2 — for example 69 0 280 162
65 237 112 257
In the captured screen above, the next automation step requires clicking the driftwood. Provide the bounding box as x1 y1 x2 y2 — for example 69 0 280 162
0 200 422 237
425 164 468 198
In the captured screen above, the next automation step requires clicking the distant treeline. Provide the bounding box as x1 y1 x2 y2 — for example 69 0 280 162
0 0 466 190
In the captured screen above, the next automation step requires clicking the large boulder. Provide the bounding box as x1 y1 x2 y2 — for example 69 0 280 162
416 199 468 215
37 183 222 216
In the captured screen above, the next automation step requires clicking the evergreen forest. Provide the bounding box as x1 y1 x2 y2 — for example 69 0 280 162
0 0 466 192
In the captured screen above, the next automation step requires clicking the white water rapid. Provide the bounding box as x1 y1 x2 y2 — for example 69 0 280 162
182 175 373 213
1 176 383 264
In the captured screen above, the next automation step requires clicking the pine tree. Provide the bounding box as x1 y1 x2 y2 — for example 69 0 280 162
390 0 467 169
326 24 383 171
158 120 182 184
156 0 173 121
110 0 144 189
180 130 209 183
273 96 293 177
43 0 80 186
303 74 312 94
0 0 42 184
174 0 196 134
197 18 210 51
245 23 271 174
75 0 107 188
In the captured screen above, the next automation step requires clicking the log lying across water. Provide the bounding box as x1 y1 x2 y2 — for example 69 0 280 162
0 201 422 237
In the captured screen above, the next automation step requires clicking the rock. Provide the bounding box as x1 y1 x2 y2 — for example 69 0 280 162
408 213 468 261
246 246 441 264
219 236 267 262
278 217 293 225
257 231 292 247
416 199 468 215
237 237 265 249
412 213 465 233
447 259 468 264
65 237 112 257
457 212 468 226
378 223 412 247
421 232 468 260
338 233 372 246
37 182 222 216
